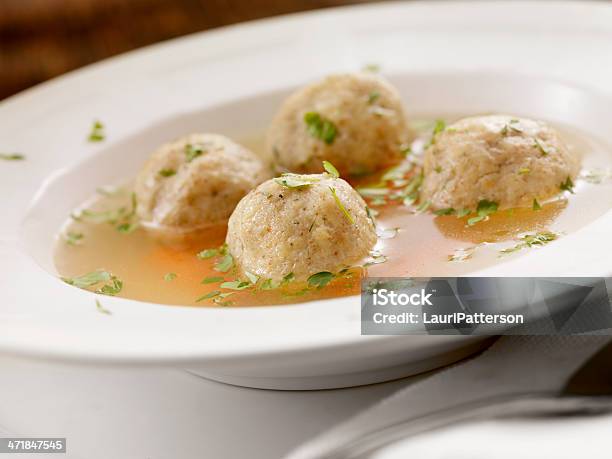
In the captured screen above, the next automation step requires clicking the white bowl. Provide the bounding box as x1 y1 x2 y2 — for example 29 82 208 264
1 1 612 389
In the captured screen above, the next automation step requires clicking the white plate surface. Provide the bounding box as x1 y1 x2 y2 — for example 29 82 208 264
1 1 612 387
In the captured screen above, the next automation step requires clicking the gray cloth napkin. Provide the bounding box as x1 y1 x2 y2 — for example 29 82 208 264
285 336 611 459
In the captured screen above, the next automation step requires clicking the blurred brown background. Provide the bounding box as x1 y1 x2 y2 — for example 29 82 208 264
0 0 379 101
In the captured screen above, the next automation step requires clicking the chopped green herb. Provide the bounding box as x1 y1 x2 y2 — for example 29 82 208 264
214 253 234 273
260 278 280 290
456 208 471 218
116 222 139 234
196 290 221 302
329 187 355 224
64 231 84 245
416 200 430 213
532 198 542 211
159 168 176 177
307 271 335 289
212 292 235 306
197 248 218 259
185 143 205 162
367 91 381 104
428 119 446 146
62 270 111 288
534 139 549 156
304 112 338 145
0 153 25 161
434 207 455 216
95 299 112 315
220 280 251 290
401 173 424 206
357 187 391 198
467 199 499 226
362 63 380 73
87 120 105 142
245 272 259 284
202 276 224 284
323 160 340 178
164 272 177 282
500 231 559 255
381 162 414 182
434 166 442 173
501 122 522 136
274 173 321 189
560 176 575 194
365 206 378 224
62 270 123 296
518 168 531 175
72 193 137 232
281 272 295 285
97 276 123 296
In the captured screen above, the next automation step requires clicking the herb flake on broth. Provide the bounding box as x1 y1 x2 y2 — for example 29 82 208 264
62 270 123 296
499 231 559 256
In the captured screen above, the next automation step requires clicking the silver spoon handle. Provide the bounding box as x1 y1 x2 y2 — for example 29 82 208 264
328 395 612 459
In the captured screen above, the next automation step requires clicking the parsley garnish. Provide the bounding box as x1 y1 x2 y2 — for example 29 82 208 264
362 63 380 73
184 144 205 162
274 173 321 189
245 272 260 284
64 231 84 245
202 276 224 284
367 91 381 104
532 198 542 211
518 168 531 175
220 280 251 290
426 120 446 147
62 270 123 296
87 120 105 142
500 231 559 255
62 270 111 288
159 168 176 177
214 253 234 273
95 299 112 315
467 199 498 226
560 176 575 194
164 272 177 282
534 139 549 156
196 290 221 302
323 160 340 178
72 192 137 234
329 187 355 224
434 207 455 216
304 112 338 145
0 153 25 161
307 271 335 289
98 276 123 296
116 222 139 234
197 248 218 259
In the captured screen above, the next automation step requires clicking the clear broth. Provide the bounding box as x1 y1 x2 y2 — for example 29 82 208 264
54 117 612 307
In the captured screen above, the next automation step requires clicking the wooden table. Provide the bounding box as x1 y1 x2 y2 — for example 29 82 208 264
0 0 378 101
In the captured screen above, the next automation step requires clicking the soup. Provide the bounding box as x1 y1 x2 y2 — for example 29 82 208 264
54 116 612 307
